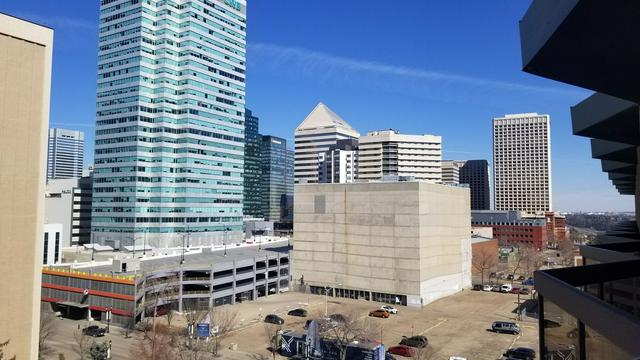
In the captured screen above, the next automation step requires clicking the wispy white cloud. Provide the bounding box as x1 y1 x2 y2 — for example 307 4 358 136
10 12 96 32
249 42 585 97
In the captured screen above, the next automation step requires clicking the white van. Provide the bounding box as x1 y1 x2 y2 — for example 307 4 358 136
500 284 513 293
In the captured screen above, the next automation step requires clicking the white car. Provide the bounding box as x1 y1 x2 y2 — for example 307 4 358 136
380 305 398 314
449 357 467 360
482 284 493 291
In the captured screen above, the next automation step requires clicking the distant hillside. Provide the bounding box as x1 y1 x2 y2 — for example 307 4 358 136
564 213 635 232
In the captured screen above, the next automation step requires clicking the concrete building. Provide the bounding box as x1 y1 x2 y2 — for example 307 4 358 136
92 0 247 248
520 2 640 357
471 210 548 250
43 224 63 266
45 171 93 247
358 130 442 183
47 128 84 180
318 139 359 183
0 13 53 359
41 243 290 325
493 113 552 213
260 136 294 224
441 160 465 185
243 109 262 218
294 103 360 184
459 160 492 210
292 181 471 307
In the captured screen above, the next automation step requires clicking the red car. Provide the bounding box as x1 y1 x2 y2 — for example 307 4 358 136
388 345 416 357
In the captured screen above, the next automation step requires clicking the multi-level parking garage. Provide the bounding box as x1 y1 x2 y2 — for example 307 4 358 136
41 244 290 325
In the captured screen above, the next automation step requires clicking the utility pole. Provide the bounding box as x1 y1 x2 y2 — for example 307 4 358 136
91 232 95 261
224 229 228 256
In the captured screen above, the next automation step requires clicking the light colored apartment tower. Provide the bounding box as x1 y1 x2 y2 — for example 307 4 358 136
318 139 359 183
294 102 360 184
293 182 471 307
93 0 247 249
0 13 53 359
47 128 84 180
441 160 466 185
45 171 93 247
493 113 552 213
358 130 442 183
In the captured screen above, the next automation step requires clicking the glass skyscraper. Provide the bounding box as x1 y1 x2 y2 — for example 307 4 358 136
92 0 247 248
260 136 293 223
243 108 262 218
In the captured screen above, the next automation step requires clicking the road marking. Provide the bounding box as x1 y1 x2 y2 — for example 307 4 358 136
420 318 447 334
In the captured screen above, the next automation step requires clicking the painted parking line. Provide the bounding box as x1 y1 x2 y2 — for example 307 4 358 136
420 318 447 334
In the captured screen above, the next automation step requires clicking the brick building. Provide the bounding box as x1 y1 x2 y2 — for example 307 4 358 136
471 210 548 250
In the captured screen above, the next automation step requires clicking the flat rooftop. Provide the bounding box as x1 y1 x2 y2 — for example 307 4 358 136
56 241 290 276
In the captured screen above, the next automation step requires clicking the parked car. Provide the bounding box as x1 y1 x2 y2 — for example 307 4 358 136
399 335 428 348
510 287 521 294
522 278 534 286
518 288 530 295
503 347 536 360
381 305 398 314
388 345 416 357
264 314 284 325
329 313 347 323
517 275 525 281
369 309 390 318
500 284 513 293
492 321 520 335
482 284 493 291
287 308 308 317
492 285 502 292
472 284 483 291
449 357 467 360
507 274 514 280
82 325 106 337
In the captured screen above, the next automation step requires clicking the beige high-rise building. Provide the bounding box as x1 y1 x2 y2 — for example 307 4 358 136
0 13 53 359
292 181 471 307
294 103 360 184
358 129 442 183
493 113 552 214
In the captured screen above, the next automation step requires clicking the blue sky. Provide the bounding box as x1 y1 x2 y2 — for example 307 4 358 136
0 0 632 212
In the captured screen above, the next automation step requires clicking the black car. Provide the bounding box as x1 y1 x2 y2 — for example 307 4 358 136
82 325 106 337
472 284 483 291
287 308 308 317
329 313 347 323
264 314 284 325
399 335 428 348
503 347 536 360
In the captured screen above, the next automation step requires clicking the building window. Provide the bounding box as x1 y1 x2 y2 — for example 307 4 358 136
54 232 60 263
43 233 49 265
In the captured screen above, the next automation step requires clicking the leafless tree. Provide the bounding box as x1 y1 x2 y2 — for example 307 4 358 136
263 323 282 360
0 339 16 360
73 330 91 359
141 273 180 359
557 239 576 267
320 311 379 360
130 323 177 360
39 305 57 359
472 246 498 285
521 244 545 276
411 345 439 360
207 305 239 356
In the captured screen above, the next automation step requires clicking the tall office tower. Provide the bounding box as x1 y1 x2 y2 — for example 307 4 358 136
294 102 360 183
358 130 442 183
318 139 359 183
0 13 53 359
47 128 84 180
493 113 552 214
244 109 262 218
460 160 491 210
45 170 94 246
441 160 466 185
260 136 294 223
93 0 247 248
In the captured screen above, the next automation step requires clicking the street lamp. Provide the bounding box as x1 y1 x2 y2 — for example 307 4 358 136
143 228 147 256
224 229 228 256
324 283 341 316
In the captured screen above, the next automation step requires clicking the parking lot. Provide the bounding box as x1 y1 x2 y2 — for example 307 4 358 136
217 289 539 359
43 289 538 359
